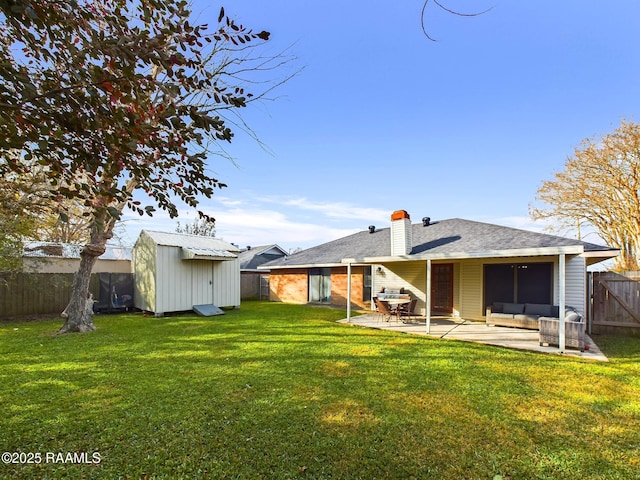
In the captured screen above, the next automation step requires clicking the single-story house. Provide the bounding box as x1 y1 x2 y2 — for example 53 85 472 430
261 210 619 323
23 242 131 274
238 244 287 300
133 230 240 316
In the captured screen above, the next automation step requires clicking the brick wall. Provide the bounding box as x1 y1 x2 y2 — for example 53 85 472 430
331 266 367 309
269 266 369 309
269 269 308 303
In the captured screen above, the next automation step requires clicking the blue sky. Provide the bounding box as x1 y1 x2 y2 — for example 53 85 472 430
120 0 640 252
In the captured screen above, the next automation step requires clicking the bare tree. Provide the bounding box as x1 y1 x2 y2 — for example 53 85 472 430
531 120 639 271
175 218 216 237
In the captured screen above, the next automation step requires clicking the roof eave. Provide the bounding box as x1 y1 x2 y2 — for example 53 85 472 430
355 245 586 264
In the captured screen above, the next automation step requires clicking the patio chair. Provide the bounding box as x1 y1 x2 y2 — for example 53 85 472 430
399 298 418 323
375 298 399 322
372 297 383 321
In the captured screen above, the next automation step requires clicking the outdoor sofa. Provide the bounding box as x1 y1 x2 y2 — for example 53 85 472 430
486 302 585 351
485 302 559 329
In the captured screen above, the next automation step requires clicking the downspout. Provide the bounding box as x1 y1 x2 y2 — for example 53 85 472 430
346 261 352 322
559 254 566 353
426 259 432 334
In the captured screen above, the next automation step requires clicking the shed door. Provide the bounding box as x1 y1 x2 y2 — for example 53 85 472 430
192 260 214 305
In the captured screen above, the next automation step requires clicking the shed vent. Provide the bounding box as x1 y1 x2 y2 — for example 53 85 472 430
422 217 431 227
368 225 376 234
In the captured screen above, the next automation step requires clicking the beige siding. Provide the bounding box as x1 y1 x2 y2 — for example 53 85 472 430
452 262 461 317
375 262 428 314
23 257 131 274
460 260 483 320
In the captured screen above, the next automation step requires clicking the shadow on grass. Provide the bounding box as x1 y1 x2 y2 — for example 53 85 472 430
1 302 639 478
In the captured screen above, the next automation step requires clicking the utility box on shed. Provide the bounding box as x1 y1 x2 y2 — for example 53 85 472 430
133 230 240 316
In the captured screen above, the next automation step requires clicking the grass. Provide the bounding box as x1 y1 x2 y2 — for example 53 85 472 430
1 301 639 479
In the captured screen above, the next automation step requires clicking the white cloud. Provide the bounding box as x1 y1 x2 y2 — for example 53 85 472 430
257 195 390 222
205 207 358 250
117 191 389 251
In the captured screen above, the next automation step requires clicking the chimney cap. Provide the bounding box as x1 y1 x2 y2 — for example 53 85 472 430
391 210 410 221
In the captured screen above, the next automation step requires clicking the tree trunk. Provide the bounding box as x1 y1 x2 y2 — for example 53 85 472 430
57 182 135 334
58 246 102 333
58 225 114 334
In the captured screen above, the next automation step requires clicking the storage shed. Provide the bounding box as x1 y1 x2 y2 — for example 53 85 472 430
133 230 240 316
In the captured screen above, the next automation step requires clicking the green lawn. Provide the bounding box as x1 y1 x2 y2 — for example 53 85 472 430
1 301 639 479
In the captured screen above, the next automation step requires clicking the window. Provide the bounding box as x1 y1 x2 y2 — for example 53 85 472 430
363 266 372 302
309 268 331 303
484 262 552 309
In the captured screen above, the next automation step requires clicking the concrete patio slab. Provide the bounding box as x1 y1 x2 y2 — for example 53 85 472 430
339 314 608 361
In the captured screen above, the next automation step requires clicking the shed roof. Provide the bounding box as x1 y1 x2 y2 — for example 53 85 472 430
139 230 240 253
263 218 619 268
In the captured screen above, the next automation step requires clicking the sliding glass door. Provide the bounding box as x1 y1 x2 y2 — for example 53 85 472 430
484 262 552 309
309 268 331 303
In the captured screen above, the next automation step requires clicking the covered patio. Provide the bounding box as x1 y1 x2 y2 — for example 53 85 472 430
339 313 609 361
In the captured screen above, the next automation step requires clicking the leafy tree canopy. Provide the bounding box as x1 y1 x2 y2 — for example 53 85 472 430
0 0 293 331
1 0 281 231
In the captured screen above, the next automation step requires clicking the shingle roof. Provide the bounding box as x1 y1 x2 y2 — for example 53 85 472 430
263 218 618 268
238 245 287 270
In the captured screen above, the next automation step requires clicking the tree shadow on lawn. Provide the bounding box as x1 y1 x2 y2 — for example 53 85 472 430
1 307 639 478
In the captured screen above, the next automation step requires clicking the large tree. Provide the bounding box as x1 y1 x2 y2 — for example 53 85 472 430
1 0 291 332
531 120 639 271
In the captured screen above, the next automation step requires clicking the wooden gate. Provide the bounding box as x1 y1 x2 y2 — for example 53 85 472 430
591 272 640 336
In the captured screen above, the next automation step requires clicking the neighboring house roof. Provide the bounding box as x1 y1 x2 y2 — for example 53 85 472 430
238 245 287 271
263 218 619 269
23 242 132 261
138 230 240 254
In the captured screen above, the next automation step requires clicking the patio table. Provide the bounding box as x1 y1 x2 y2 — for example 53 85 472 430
385 298 410 306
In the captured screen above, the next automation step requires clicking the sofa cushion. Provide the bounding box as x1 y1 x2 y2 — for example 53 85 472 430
491 302 505 313
524 303 553 317
503 303 525 314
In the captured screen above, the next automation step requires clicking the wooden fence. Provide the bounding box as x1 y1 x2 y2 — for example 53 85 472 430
240 273 270 300
0 273 100 318
591 271 640 336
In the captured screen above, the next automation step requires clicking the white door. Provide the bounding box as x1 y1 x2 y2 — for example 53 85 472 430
191 261 214 305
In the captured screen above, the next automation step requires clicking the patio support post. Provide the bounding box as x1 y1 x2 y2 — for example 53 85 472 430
426 259 432 334
346 261 352 322
559 254 566 352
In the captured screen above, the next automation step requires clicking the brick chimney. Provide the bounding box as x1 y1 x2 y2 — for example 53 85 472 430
390 210 412 255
